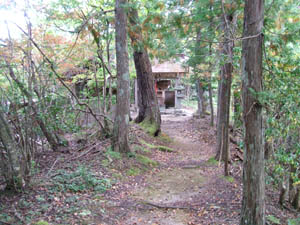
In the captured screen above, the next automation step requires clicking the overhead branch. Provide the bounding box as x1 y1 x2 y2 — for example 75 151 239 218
15 24 107 131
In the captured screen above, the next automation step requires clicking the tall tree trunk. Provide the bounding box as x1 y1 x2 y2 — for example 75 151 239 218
0 109 26 190
208 43 214 126
195 28 207 118
216 74 221 131
240 0 265 224
128 8 161 136
215 13 234 162
112 0 131 153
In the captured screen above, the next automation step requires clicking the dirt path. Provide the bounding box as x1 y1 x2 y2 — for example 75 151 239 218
0 109 297 225
110 112 242 225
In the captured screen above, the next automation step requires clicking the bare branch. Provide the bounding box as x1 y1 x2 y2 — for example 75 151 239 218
14 24 106 131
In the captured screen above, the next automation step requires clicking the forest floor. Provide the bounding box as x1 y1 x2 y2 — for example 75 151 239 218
0 107 299 225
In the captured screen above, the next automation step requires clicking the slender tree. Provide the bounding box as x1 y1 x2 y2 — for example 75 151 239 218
215 11 236 166
128 7 161 136
112 0 131 153
240 0 265 224
194 27 207 118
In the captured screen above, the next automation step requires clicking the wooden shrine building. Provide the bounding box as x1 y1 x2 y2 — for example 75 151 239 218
152 60 188 109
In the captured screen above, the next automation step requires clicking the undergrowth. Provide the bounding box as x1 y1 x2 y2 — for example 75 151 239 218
51 166 111 193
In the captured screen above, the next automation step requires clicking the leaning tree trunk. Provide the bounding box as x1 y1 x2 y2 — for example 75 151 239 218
215 13 235 164
128 8 161 136
240 0 265 224
112 0 131 153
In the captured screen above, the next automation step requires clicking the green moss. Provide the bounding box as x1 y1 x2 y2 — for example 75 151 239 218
206 157 218 165
34 221 49 225
139 119 159 136
139 139 175 153
126 167 141 176
136 154 158 167
222 176 235 183
105 147 122 159
156 145 175 152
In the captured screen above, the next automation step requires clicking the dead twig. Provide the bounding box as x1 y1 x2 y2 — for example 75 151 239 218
46 157 60 177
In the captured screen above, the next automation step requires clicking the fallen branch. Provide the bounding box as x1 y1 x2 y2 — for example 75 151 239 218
139 201 198 211
46 157 60 177
66 141 104 162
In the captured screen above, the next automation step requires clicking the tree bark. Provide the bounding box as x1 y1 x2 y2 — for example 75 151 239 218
208 43 214 126
0 109 25 190
128 8 161 136
196 79 206 118
240 0 265 224
233 87 242 129
112 0 131 153
215 14 234 163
